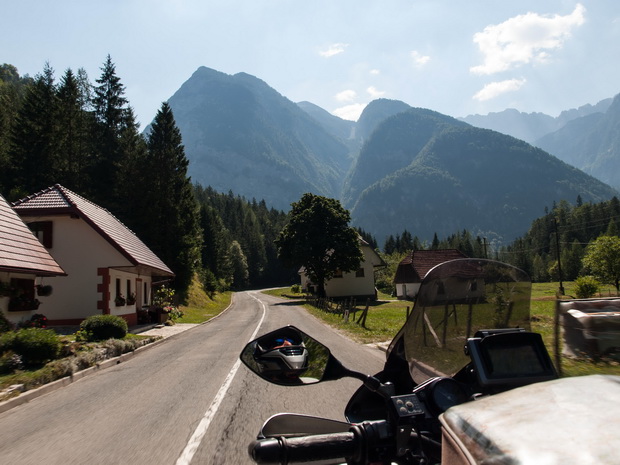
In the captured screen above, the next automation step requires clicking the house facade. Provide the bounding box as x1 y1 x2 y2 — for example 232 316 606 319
12 185 174 326
394 249 467 300
0 193 66 326
300 238 385 300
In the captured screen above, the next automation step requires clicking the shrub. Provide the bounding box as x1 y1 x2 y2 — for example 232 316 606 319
291 284 301 294
574 276 601 299
11 328 62 366
0 330 16 353
0 310 12 333
18 313 48 329
0 350 23 374
80 315 128 341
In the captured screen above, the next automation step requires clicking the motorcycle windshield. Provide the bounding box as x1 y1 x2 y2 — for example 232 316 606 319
402 259 532 383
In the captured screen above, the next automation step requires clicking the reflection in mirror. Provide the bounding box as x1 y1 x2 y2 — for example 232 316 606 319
240 326 331 386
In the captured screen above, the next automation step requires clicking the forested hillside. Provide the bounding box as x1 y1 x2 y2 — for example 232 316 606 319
0 60 297 299
4 58 620 298
344 108 617 245
498 197 620 284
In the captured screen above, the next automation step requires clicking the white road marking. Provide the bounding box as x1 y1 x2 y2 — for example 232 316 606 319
176 293 267 465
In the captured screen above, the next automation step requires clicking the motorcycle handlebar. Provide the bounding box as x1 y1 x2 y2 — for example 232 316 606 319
249 431 359 464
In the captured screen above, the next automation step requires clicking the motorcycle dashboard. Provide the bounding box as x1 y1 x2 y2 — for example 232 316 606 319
466 330 558 387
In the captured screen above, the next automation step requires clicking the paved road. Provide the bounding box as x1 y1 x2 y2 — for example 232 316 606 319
0 291 387 464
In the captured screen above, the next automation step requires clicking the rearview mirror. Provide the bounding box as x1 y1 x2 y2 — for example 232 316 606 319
240 326 332 386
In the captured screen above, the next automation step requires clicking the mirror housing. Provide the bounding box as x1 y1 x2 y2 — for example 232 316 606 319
240 326 334 386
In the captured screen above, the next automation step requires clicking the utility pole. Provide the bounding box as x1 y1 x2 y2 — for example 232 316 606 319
553 217 565 295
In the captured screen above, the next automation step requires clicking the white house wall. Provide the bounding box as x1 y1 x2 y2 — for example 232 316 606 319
108 269 151 316
23 215 134 322
324 246 379 298
396 283 421 300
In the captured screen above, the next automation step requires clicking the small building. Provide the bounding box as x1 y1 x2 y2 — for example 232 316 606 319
0 193 66 326
300 238 385 300
12 185 174 326
394 249 467 300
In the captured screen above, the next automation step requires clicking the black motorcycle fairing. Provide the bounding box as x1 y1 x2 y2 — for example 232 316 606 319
345 334 415 423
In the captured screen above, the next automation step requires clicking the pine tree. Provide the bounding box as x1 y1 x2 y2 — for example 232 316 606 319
56 68 95 192
9 63 59 197
140 102 202 298
227 240 249 290
199 203 230 280
0 64 32 193
91 55 130 206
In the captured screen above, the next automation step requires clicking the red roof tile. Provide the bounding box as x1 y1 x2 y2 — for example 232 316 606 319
13 185 174 277
0 194 66 276
394 249 467 283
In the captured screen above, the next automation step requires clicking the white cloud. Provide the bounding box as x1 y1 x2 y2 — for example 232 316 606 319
370 69 380 75
335 89 357 102
470 3 586 75
319 43 349 57
411 50 430 67
367 86 386 99
333 103 367 121
472 78 527 101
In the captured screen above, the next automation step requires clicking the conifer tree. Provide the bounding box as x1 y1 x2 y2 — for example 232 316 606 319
56 68 95 192
140 102 202 298
199 203 230 280
91 55 130 206
0 64 32 193
9 63 59 197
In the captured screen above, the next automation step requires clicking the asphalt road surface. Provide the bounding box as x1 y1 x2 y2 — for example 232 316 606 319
0 291 387 464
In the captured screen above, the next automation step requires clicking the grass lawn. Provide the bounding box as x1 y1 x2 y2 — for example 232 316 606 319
264 283 620 378
178 291 232 323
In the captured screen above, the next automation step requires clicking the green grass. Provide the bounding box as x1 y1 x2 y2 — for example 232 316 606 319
265 284 620 377
178 291 232 323
177 275 232 324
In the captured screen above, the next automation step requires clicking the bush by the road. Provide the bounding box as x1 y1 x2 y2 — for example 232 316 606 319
80 315 128 341
574 276 601 299
6 328 61 366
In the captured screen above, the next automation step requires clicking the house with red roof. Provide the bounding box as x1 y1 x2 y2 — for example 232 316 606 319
393 249 467 299
0 193 66 326
11 185 174 326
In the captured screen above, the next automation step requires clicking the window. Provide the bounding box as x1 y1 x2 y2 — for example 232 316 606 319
115 278 121 298
355 268 365 278
126 279 131 298
28 221 53 248
144 282 148 305
8 278 39 312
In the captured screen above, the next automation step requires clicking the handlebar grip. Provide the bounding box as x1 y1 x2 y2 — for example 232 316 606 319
249 432 357 464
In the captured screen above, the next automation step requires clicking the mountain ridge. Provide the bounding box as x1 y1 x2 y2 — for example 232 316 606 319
163 66 619 244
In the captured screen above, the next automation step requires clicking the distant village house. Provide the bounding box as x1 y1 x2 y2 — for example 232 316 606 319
394 249 467 300
300 238 385 300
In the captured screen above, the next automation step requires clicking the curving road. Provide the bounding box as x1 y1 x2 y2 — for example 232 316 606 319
0 291 387 464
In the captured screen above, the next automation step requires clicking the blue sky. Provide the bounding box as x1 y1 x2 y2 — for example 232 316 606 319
2 1 619 128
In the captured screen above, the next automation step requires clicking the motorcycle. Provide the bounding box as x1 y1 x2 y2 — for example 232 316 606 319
240 259 620 464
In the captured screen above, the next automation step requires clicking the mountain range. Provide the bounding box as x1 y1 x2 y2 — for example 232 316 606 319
461 96 620 191
163 66 619 245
